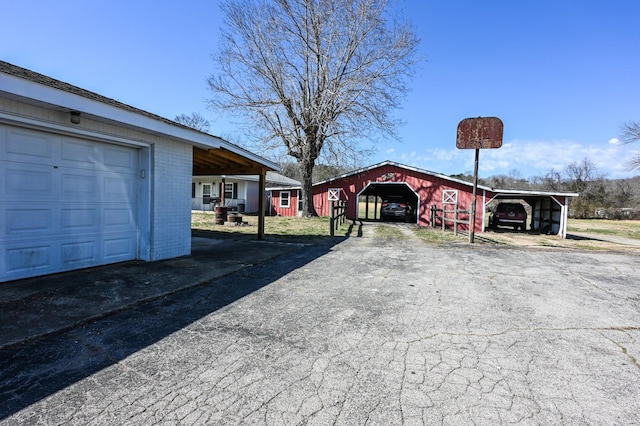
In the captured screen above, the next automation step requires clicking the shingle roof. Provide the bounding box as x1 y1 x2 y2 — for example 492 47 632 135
0 60 279 171
0 60 184 127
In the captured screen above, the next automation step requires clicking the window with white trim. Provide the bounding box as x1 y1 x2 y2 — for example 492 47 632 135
224 183 233 199
202 184 211 204
280 191 291 208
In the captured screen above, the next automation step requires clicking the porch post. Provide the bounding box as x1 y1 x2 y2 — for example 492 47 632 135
258 171 266 240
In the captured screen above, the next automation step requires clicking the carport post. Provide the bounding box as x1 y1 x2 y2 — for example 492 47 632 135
257 172 266 239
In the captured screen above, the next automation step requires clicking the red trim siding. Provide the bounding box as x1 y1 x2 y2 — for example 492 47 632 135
270 189 299 217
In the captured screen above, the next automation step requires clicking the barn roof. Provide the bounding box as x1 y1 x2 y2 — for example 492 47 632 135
314 160 578 197
314 161 492 190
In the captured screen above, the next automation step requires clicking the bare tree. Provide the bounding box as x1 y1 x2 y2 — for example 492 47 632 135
208 0 420 216
564 157 606 218
565 158 600 193
533 168 563 191
619 121 640 170
175 112 211 133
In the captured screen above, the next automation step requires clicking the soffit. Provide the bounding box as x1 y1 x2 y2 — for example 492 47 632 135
193 147 275 176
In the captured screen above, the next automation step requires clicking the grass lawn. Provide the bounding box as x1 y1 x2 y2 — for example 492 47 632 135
193 212 640 252
567 219 640 240
192 212 353 241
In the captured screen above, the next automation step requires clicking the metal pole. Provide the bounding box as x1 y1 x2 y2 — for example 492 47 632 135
470 148 479 243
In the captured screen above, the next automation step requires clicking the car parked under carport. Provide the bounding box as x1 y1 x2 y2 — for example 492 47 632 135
358 182 419 223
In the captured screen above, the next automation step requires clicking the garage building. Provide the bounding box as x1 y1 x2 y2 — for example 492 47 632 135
1 61 277 283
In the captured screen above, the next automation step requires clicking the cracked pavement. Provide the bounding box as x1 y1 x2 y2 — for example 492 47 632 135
1 225 639 425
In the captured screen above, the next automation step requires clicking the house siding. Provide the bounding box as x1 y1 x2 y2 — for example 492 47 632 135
191 176 252 212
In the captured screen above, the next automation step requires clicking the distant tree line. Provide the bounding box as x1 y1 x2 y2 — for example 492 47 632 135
454 158 640 219
278 156 640 220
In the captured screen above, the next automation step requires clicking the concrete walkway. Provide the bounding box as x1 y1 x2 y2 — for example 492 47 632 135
1 226 639 425
0 236 306 350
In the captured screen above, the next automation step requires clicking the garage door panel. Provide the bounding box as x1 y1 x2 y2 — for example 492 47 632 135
105 145 137 173
5 244 52 274
62 172 98 198
61 139 100 166
1 124 140 282
61 241 97 264
5 167 54 197
6 209 52 235
4 129 54 161
104 208 134 229
60 140 137 174
61 208 97 230
104 236 135 260
103 175 136 201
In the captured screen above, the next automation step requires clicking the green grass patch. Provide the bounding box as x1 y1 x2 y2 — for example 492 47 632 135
568 219 640 241
192 212 352 241
375 224 409 240
413 227 465 244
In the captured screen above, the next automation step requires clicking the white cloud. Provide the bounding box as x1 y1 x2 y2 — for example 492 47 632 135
384 138 640 179
609 138 621 145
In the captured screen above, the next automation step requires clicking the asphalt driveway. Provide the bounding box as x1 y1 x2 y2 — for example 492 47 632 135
1 224 639 425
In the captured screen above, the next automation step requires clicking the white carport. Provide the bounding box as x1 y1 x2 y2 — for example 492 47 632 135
484 189 579 238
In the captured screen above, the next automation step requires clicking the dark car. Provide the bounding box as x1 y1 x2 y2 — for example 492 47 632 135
490 202 527 230
381 196 413 222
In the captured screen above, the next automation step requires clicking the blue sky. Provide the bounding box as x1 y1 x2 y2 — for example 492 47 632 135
2 0 639 179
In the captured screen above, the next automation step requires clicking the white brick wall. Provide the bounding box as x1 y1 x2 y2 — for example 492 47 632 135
150 139 192 260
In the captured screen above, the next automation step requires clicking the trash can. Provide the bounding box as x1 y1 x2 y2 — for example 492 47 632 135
238 203 245 213
215 206 228 225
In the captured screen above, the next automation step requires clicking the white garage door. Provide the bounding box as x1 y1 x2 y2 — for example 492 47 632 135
0 125 139 282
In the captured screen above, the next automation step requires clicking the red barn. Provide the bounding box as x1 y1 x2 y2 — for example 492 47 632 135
271 161 578 237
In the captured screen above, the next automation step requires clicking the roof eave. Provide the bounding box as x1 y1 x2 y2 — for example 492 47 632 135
0 64 278 171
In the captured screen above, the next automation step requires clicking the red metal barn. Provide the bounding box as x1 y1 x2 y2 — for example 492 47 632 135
310 161 577 237
312 162 482 230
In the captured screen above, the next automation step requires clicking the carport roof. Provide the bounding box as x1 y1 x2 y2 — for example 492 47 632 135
0 60 278 175
489 188 579 198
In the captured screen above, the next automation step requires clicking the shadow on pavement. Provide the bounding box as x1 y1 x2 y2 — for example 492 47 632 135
0 238 342 420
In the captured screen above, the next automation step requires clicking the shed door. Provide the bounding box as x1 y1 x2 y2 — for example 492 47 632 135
0 125 139 282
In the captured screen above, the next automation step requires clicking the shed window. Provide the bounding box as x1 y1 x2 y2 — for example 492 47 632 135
280 191 291 208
